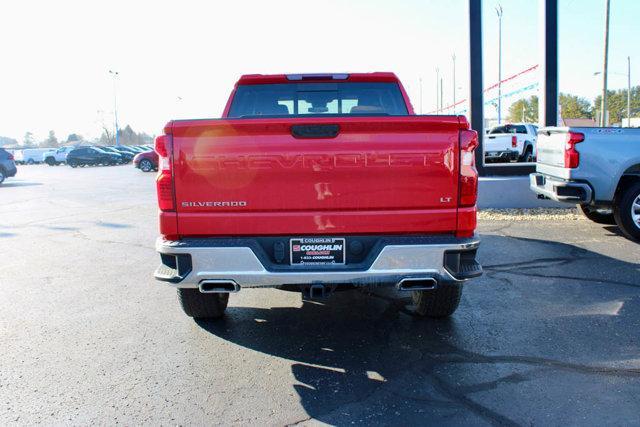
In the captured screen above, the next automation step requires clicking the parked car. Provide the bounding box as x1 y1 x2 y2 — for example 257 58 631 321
107 146 135 162
115 146 140 155
153 72 482 321
485 123 538 163
97 146 132 163
13 148 49 165
43 146 75 166
530 127 640 241
121 145 142 153
66 147 122 167
0 148 18 184
133 150 158 172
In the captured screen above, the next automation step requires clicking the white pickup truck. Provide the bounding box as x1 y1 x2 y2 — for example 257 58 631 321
485 123 538 163
43 146 75 166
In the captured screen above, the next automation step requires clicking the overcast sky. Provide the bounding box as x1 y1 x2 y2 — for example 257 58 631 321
1 0 638 142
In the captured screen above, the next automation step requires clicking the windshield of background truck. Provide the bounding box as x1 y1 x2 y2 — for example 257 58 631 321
228 82 409 118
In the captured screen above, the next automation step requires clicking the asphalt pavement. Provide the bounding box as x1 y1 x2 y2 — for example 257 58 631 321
1 165 639 426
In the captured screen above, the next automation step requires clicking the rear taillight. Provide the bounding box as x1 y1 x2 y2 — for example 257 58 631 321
459 130 479 208
155 134 169 157
564 131 584 169
155 135 175 211
8 153 14 161
511 135 517 148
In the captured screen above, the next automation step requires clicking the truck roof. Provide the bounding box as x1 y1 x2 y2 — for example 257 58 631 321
236 72 400 86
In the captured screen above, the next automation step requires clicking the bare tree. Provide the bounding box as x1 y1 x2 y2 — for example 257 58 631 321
96 110 115 145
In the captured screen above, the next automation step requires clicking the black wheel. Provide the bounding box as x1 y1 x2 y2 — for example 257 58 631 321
579 204 616 225
139 159 153 172
27 159 35 165
178 289 228 319
613 181 640 241
0 169 5 184
68 160 77 168
45 157 56 166
520 147 534 163
412 282 462 318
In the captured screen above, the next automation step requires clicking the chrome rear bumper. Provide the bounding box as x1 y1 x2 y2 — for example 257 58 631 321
529 173 593 203
154 236 481 290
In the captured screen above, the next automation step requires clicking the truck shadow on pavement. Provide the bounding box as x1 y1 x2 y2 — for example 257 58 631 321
196 234 640 425
602 225 626 238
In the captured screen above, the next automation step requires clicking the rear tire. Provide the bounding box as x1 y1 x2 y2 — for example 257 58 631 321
520 147 534 163
45 157 56 166
613 181 640 241
412 282 462 318
0 169 5 184
178 288 228 319
579 204 616 225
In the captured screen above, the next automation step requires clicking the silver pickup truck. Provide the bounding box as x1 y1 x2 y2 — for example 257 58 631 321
530 127 640 241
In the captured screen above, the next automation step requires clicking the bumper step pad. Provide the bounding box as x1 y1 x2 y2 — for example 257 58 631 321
444 248 483 280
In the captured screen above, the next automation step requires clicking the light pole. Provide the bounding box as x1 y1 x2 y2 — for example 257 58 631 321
435 67 440 113
627 56 631 127
496 4 503 124
419 77 423 114
594 62 631 126
440 78 444 114
600 0 611 126
109 70 120 146
452 54 456 114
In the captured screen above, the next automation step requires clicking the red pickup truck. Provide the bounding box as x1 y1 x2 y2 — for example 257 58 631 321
154 72 481 320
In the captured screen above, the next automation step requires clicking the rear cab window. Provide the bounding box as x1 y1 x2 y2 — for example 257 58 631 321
228 82 409 118
489 124 528 135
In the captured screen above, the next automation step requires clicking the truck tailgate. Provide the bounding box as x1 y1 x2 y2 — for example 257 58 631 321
537 129 567 168
485 134 512 151
170 116 463 236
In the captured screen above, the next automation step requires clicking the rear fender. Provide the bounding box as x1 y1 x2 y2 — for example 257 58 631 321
610 163 640 202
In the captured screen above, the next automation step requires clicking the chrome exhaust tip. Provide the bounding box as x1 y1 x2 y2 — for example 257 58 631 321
396 277 437 292
199 280 240 293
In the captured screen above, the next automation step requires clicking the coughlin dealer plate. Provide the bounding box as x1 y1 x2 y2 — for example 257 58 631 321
290 237 346 265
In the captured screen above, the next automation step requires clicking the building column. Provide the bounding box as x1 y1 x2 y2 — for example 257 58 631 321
538 0 559 127
469 0 484 169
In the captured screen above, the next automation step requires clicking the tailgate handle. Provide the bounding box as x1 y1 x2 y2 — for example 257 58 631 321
291 124 340 139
